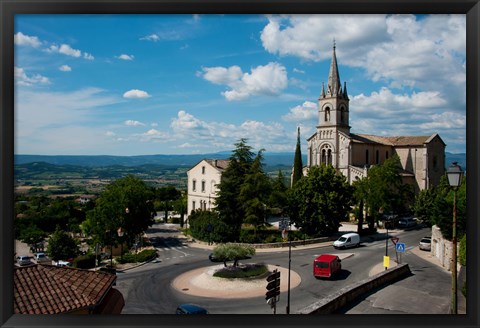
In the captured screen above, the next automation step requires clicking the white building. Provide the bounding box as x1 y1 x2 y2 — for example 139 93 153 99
186 159 230 216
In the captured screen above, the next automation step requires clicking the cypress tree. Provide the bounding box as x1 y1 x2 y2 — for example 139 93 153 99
292 127 304 186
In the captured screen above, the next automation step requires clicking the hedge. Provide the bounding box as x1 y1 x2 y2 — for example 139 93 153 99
116 249 157 264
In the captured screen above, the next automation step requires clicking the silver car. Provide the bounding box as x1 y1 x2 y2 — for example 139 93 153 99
418 237 432 251
16 255 32 266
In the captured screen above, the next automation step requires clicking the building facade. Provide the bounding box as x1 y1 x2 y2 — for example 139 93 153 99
186 159 229 216
306 44 446 193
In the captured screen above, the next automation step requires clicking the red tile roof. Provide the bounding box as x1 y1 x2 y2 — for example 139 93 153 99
14 264 116 314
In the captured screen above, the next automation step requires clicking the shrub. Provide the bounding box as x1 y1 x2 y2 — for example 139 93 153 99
116 249 157 264
459 234 466 266
213 263 268 279
74 254 96 269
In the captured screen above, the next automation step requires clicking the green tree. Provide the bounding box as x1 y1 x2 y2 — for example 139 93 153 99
18 225 46 251
82 175 156 249
211 243 256 267
173 192 188 227
413 187 438 226
430 175 466 240
46 227 79 263
287 165 353 237
239 150 272 235
188 210 230 243
354 155 413 229
215 138 255 241
269 170 288 215
156 186 181 222
292 127 303 186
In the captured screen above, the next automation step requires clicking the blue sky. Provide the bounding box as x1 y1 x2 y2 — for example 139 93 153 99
14 14 466 156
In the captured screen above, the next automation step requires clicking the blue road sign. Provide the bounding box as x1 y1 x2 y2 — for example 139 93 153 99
396 243 406 253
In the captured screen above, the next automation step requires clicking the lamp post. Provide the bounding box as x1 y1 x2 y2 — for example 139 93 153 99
446 161 464 315
286 220 292 314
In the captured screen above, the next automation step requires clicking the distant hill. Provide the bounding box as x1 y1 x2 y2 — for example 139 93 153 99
14 152 304 168
14 152 466 171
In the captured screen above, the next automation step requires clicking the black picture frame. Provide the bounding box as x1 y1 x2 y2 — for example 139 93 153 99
1 1 479 328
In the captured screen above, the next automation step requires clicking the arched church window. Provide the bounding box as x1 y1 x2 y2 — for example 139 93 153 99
325 107 330 122
327 149 332 165
322 149 326 164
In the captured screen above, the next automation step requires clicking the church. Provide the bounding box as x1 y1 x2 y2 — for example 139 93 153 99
306 44 446 193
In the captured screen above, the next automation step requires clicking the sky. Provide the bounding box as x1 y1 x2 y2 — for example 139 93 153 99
14 14 466 156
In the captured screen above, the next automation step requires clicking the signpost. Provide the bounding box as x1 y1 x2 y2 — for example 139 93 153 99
266 269 280 314
396 243 406 264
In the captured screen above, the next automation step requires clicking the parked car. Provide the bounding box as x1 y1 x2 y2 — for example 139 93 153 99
313 254 342 279
175 304 209 314
419 237 432 251
34 252 49 263
333 233 360 249
397 217 417 228
16 255 32 266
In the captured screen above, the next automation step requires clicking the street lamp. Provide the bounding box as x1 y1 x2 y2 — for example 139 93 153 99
286 220 292 314
446 161 464 315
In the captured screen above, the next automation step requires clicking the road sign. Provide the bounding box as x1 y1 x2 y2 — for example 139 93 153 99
266 270 280 282
390 237 399 245
265 287 280 300
396 243 406 253
266 279 280 290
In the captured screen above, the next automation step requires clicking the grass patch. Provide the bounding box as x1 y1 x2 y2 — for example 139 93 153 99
213 263 268 279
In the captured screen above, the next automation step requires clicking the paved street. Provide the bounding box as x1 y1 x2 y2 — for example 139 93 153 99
114 222 466 315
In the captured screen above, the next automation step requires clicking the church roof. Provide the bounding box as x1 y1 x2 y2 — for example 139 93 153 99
351 133 437 147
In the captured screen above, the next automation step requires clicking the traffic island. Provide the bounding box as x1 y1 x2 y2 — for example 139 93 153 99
171 264 301 299
297 263 412 314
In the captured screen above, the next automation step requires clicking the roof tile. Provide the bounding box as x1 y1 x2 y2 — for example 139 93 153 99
14 264 116 314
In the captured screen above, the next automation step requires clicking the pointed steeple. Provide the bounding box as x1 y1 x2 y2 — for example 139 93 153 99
343 81 349 99
327 40 341 97
320 82 325 98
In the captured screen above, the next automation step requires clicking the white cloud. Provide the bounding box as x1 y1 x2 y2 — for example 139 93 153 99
46 43 94 60
15 87 120 147
117 54 134 60
125 120 145 126
14 32 42 48
14 67 50 86
419 112 466 130
105 131 116 137
140 34 160 42
123 89 151 99
200 62 288 101
170 110 292 152
260 14 465 106
59 65 72 72
282 101 317 122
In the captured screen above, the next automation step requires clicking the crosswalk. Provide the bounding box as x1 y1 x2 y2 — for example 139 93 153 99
155 245 189 252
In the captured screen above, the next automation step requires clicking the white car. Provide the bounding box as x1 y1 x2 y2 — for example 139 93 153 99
56 260 73 267
35 252 49 263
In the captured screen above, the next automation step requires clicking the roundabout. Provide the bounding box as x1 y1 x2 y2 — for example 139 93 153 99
172 264 302 299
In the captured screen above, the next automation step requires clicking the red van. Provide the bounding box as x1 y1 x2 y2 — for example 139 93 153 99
313 254 341 278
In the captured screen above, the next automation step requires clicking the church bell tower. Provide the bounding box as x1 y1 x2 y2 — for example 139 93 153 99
318 42 350 135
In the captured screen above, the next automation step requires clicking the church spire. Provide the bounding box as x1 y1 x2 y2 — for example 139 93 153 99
327 40 341 97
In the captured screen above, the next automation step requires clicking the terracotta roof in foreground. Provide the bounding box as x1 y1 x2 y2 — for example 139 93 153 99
14 264 116 314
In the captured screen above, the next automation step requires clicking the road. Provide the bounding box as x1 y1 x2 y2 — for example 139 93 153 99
115 223 449 314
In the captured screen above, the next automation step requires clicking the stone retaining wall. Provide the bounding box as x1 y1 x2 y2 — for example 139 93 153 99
296 263 412 314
